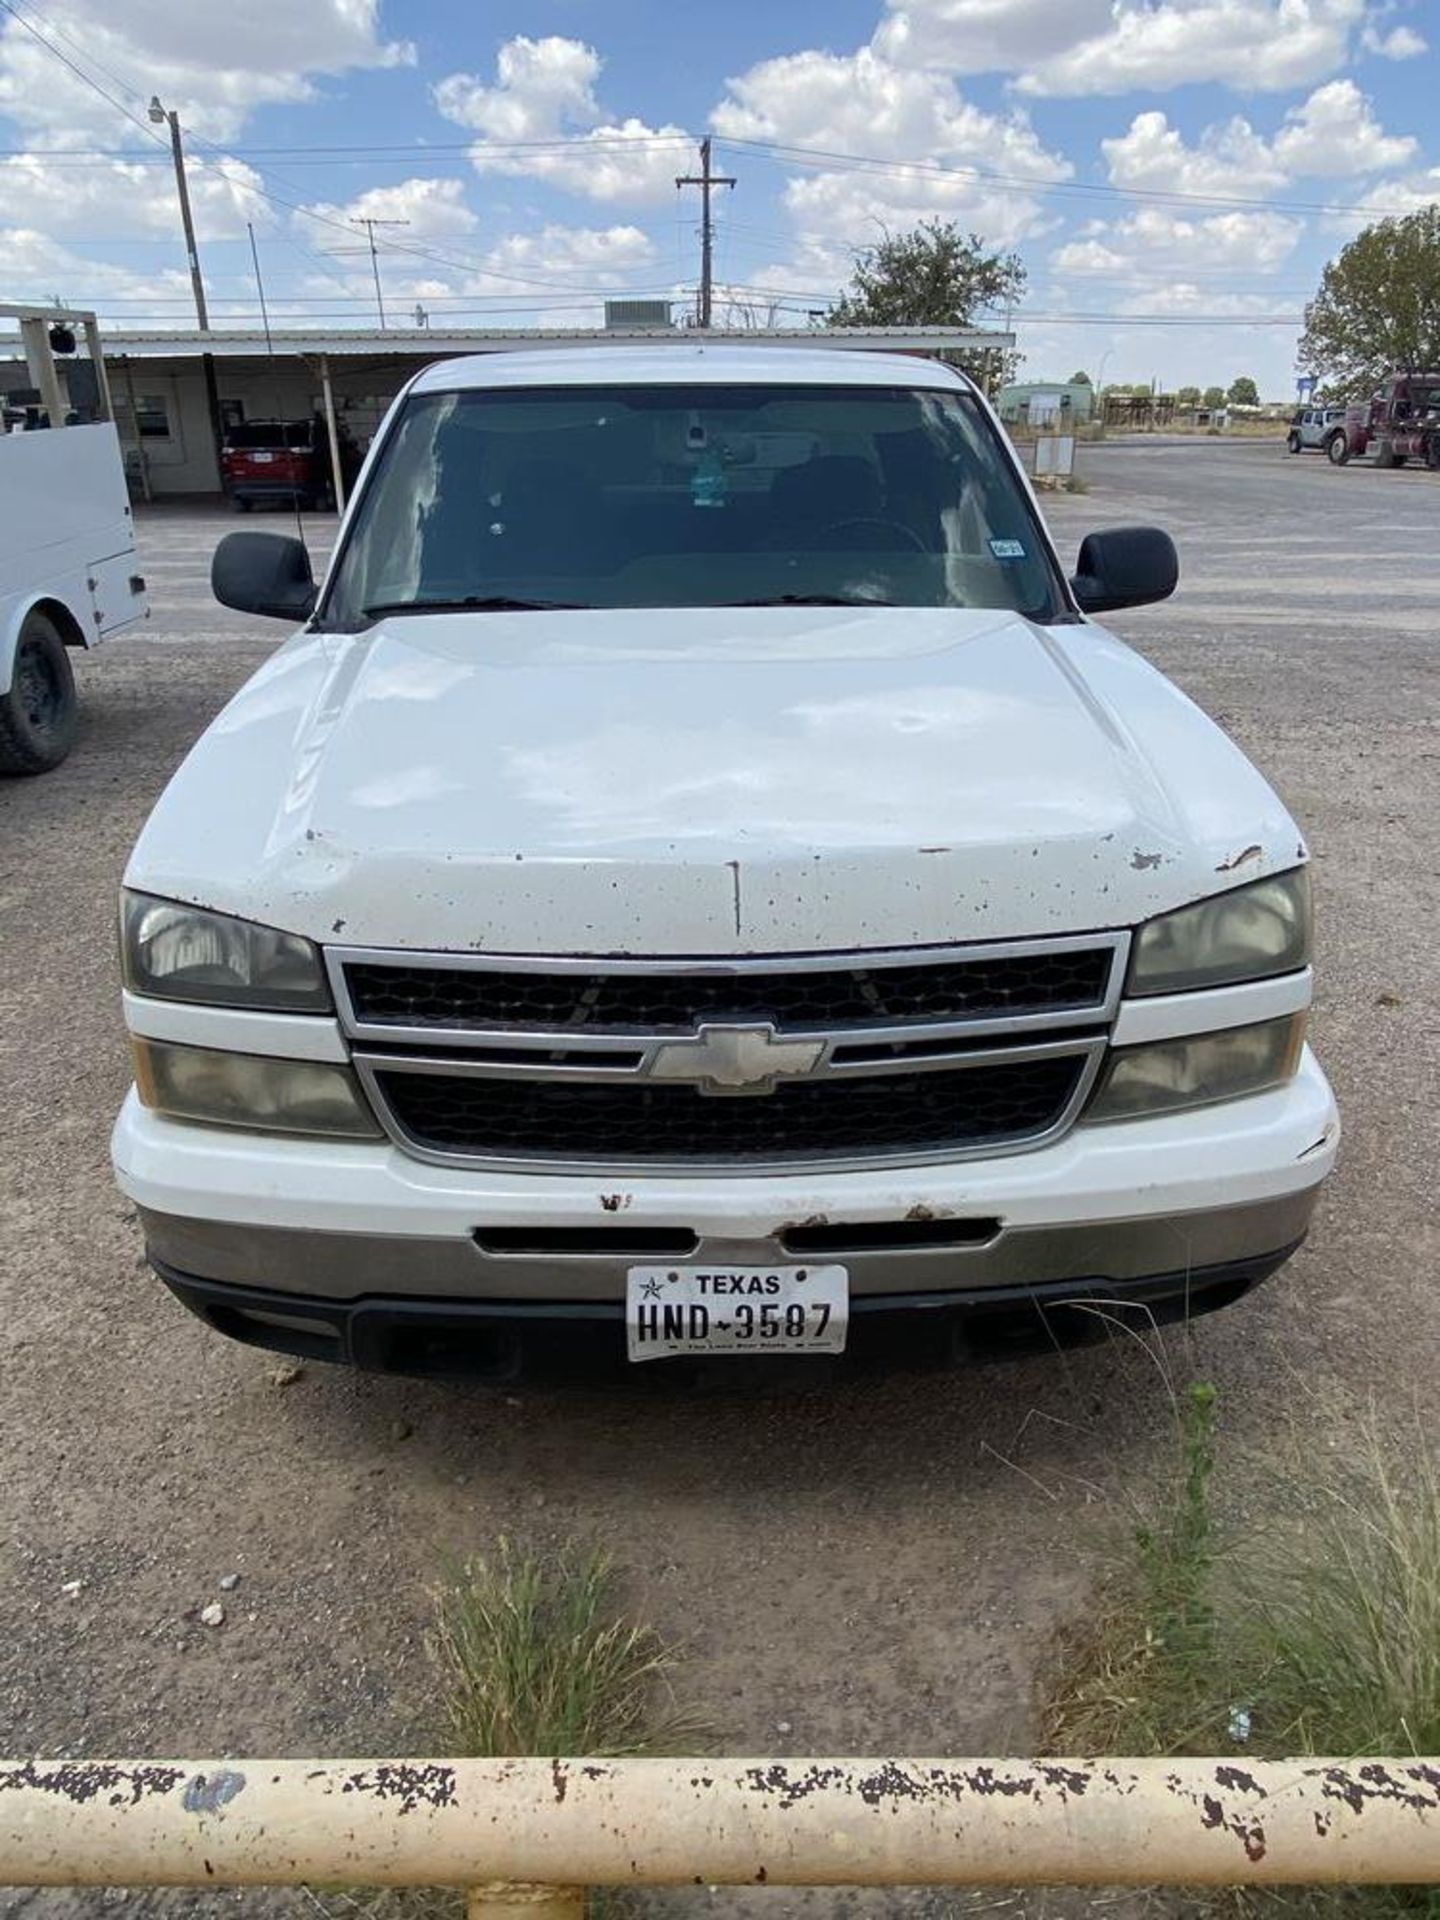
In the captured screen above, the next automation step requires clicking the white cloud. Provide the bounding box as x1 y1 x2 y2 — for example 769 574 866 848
708 44 1070 266
0 151 270 243
1051 205 1304 281
0 225 194 312
434 36 689 205
1344 165 1440 218
780 166 1057 252
1016 0 1366 97
449 224 663 326
1361 21 1428 57
300 177 479 242
434 35 600 142
1103 112 1287 199
474 223 657 288
1102 82 1417 203
0 0 411 145
0 0 413 315
1271 79 1418 174
712 46 1070 183
873 0 1112 72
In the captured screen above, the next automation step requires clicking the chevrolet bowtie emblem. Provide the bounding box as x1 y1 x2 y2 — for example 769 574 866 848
646 1022 825 1096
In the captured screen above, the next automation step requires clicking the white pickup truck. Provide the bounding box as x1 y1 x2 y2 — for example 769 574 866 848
110 345 1337 1377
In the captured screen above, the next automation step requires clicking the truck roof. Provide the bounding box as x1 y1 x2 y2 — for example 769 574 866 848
409 343 975 396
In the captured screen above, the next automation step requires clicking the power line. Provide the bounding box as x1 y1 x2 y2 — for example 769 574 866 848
0 134 700 160
711 134 1416 224
0 0 165 141
0 122 1418 224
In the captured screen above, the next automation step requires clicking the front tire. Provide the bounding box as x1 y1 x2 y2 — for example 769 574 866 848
1326 432 1349 465
1287 432 1301 454
0 611 78 776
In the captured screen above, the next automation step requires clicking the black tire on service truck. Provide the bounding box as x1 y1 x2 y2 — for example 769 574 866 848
1326 431 1349 464
0 609 79 776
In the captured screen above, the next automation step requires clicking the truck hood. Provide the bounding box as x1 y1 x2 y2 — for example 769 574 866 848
128 606 1303 953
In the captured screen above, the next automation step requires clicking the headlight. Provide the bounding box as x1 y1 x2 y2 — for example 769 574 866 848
132 1039 381 1138
121 891 329 1011
1129 868 1311 996
1087 1014 1306 1124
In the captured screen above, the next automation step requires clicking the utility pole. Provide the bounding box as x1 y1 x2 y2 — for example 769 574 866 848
675 138 735 330
149 95 225 484
351 218 410 330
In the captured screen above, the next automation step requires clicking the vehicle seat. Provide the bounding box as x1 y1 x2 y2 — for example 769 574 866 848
763 455 884 548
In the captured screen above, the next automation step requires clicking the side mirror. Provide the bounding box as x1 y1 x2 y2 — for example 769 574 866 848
1070 525 1178 615
212 531 317 622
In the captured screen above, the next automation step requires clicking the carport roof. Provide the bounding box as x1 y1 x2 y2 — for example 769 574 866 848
0 324 1011 362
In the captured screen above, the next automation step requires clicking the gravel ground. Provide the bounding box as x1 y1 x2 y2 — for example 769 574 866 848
0 444 1436 1917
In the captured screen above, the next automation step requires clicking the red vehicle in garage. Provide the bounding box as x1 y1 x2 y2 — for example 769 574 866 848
221 416 353 511
1327 372 1440 468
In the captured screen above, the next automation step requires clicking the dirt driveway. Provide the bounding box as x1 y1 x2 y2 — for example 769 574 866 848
1 446 1436 1915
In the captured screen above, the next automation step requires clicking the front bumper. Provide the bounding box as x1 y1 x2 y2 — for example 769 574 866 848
151 1239 1303 1379
113 1049 1338 1373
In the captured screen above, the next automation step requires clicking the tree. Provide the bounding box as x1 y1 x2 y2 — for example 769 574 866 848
831 220 1025 387
1227 375 1260 406
1299 207 1440 399
1069 369 1092 385
1177 385 1202 405
1203 385 1226 409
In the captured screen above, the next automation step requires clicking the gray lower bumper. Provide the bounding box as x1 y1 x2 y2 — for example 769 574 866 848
138 1188 1320 1306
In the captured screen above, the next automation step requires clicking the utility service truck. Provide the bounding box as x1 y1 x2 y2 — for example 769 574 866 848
0 304 148 774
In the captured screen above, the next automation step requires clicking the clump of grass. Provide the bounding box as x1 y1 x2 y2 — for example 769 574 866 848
1041 1381 1223 1756
1063 473 1090 493
430 1538 694 1758
312 1544 688 1919
1234 1433 1440 1760
1040 1391 1440 1915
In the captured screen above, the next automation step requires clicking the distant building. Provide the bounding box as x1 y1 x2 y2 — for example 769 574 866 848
997 380 1095 427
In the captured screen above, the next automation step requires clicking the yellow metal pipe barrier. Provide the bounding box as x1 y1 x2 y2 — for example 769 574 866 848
1 1757 1438 1900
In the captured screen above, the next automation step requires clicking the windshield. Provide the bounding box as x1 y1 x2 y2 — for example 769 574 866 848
227 422 314 451
322 382 1067 626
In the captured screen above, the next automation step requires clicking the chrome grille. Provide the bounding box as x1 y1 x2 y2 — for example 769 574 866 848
329 935 1126 1174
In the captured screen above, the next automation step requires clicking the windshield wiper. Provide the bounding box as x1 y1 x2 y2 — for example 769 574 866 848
362 595 590 618
722 592 898 609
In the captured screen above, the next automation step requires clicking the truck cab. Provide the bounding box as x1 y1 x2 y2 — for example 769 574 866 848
1333 373 1440 467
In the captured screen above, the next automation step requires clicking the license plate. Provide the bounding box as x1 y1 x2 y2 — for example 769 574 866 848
250 451 275 463
626 1264 848 1362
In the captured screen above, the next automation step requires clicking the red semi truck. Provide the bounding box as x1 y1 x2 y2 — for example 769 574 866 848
1326 371 1440 468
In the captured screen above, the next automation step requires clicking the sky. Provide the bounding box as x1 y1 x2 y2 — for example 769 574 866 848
1 0 1436 395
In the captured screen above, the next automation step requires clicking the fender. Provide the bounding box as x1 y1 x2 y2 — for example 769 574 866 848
0 582 91 698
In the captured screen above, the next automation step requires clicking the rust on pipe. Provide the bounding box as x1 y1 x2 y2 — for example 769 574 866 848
0 1757 1438 1890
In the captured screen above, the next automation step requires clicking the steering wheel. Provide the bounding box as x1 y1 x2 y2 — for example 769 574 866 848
821 517 928 554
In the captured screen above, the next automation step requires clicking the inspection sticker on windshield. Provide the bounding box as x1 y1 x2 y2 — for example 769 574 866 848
626 1265 848 1362
989 537 1027 559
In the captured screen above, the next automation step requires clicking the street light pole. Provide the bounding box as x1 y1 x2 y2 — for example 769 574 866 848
150 95 225 488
